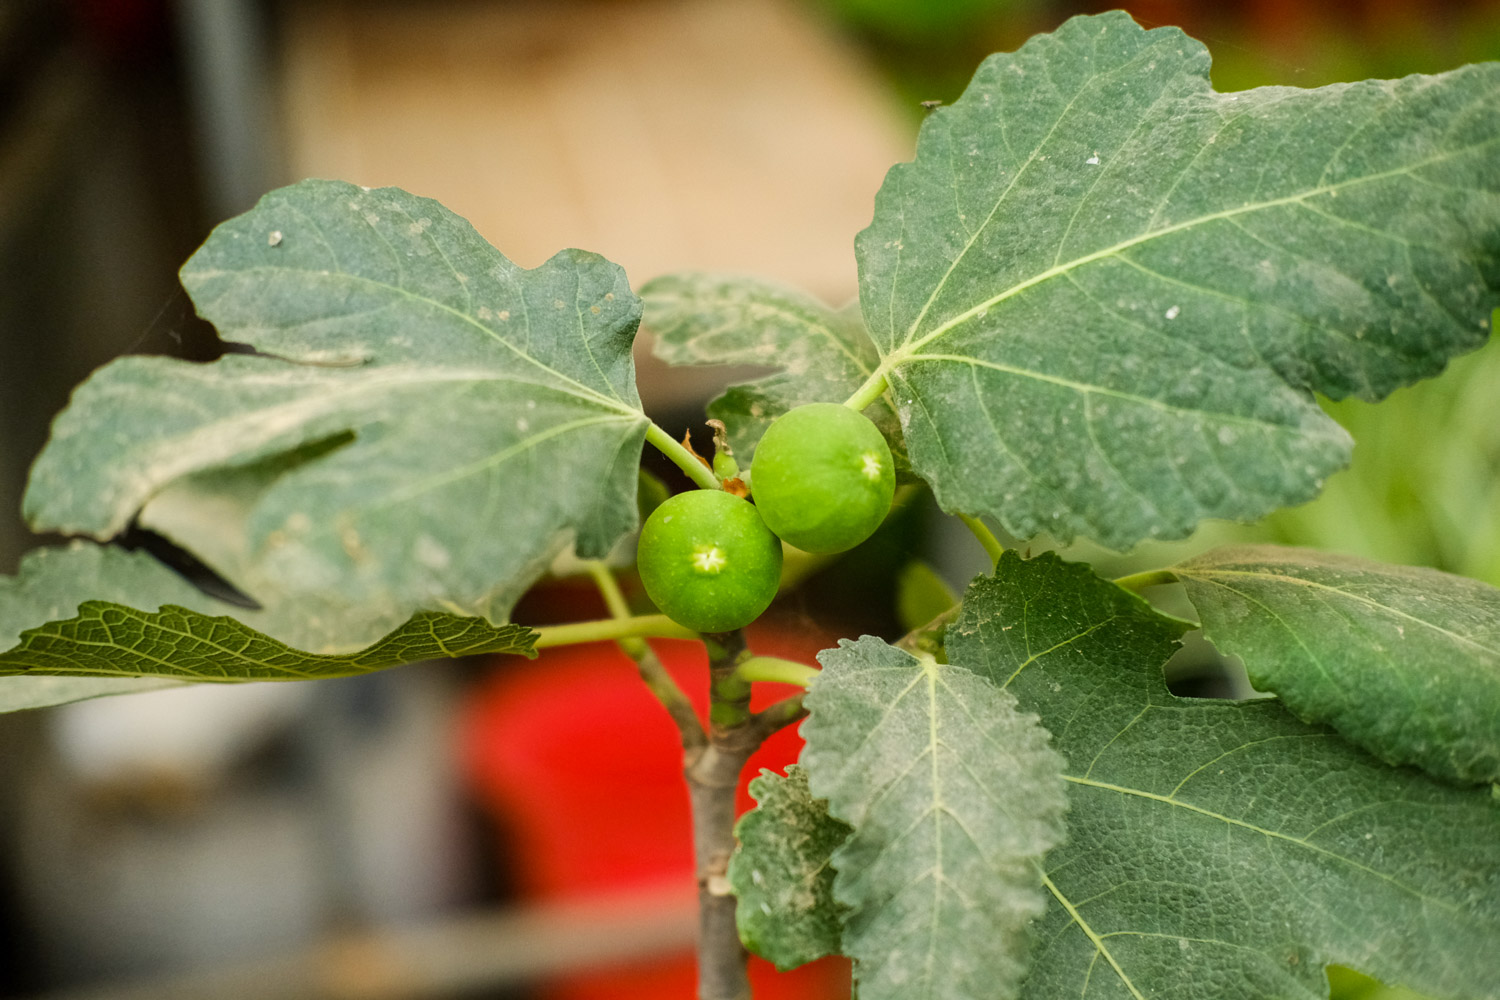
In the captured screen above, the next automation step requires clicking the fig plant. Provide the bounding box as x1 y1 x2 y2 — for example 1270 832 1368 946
2 11 1499 1000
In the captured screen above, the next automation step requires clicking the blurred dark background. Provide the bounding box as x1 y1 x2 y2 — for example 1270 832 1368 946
0 1 1495 998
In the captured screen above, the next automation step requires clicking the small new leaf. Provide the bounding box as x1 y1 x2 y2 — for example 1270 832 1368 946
1177 544 1500 785
728 766 851 970
951 552 1500 1000
641 273 906 470
800 636 1068 1000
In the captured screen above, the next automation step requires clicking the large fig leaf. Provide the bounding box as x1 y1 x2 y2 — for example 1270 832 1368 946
1176 544 1500 786
950 552 1500 1000
858 11 1500 549
25 180 649 646
728 766 851 971
799 634 1068 1000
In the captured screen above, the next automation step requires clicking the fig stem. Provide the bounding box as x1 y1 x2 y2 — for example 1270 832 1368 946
1113 568 1180 592
584 561 705 749
843 368 890 411
647 421 723 491
531 613 698 649
735 656 820 689
958 512 1005 567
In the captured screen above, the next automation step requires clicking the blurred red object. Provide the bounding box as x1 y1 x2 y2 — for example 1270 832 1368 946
458 628 849 999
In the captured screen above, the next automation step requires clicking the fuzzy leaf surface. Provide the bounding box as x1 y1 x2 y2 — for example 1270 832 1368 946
800 635 1068 1000
859 11 1500 549
0 603 534 681
949 552 1500 1000
641 273 906 469
728 766 851 970
25 180 648 646
1176 544 1500 786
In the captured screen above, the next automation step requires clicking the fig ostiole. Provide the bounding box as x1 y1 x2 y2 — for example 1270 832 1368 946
636 488 783 633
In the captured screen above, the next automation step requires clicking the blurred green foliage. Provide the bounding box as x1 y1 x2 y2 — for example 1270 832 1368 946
1266 316 1500 586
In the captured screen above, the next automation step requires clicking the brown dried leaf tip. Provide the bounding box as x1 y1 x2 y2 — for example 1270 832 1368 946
680 429 713 469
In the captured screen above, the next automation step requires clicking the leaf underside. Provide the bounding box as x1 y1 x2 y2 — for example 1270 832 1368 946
1177 544 1500 786
948 552 1500 1000
641 272 908 472
0 603 535 682
23 180 648 649
800 635 1068 1000
728 766 852 970
860 11 1500 549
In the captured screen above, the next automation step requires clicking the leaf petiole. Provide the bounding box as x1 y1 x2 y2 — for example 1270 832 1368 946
958 513 1005 568
531 613 698 649
645 421 722 491
1112 568 1180 593
735 656 821 688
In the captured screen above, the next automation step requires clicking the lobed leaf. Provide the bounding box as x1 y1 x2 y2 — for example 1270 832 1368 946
641 272 907 470
800 634 1068 1000
25 180 649 648
1176 544 1500 786
859 11 1500 549
728 766 851 970
949 552 1500 1000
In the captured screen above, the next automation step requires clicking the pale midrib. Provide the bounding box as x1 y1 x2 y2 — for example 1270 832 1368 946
1063 774 1465 915
189 265 641 417
375 414 630 508
924 664 944 992
1179 568 1499 658
121 367 642 537
903 353 1315 432
883 135 1497 369
1041 873 1145 1000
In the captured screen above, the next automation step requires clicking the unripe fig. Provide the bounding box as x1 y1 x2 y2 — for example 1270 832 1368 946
750 403 895 554
637 489 782 632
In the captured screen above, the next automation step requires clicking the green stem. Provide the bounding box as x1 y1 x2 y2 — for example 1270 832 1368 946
735 656 820 689
532 614 698 649
582 561 705 751
843 368 890 411
646 421 722 492
585 562 638 639
1113 568 1179 592
958 512 1005 568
